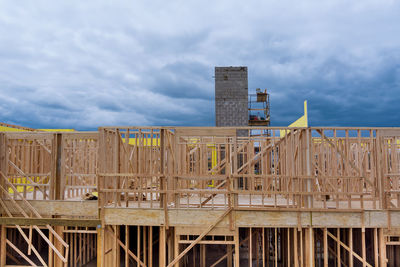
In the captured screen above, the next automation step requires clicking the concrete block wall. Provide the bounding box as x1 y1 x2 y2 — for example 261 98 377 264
215 66 248 127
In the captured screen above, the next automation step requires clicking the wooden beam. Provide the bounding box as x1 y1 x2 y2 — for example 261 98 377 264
0 217 101 227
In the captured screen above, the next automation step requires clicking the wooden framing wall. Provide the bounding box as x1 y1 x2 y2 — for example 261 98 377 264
0 131 98 267
0 132 98 201
97 127 400 211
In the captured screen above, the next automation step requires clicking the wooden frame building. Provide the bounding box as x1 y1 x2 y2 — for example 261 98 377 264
1 126 400 266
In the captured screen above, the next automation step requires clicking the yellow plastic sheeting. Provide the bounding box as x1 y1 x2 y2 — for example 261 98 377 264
125 138 160 146
0 125 75 132
208 144 217 187
8 177 36 193
0 126 27 132
280 100 308 137
39 129 75 132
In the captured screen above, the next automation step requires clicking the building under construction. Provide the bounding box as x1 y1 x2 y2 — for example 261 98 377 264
0 69 400 266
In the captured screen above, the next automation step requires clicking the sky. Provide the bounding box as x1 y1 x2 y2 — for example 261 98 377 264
0 0 399 130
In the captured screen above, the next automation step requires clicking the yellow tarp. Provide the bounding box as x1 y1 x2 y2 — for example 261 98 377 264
39 129 75 132
0 126 26 132
280 100 308 137
126 138 160 146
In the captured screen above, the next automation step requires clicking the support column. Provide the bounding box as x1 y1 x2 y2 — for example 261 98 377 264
227 244 233 267
362 228 366 267
374 228 379 267
337 228 341 267
174 230 180 267
1 225 6 267
125 226 129 267
97 226 104 267
114 226 120 267
234 228 239 267
305 228 314 267
349 228 353 267
249 228 252 267
379 228 387 267
167 229 174 265
200 244 206 267
149 227 153 267
159 226 166 267
324 228 328 267
53 226 64 267
294 229 298 267
54 133 63 200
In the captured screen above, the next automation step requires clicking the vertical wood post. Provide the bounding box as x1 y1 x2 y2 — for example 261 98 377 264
159 226 166 267
227 243 233 267
0 225 6 267
337 228 341 267
306 128 312 208
374 228 379 267
287 228 291 267
54 133 63 200
294 228 298 267
362 228 366 267
349 228 353 267
234 228 239 267
200 244 206 267
324 228 328 267
249 227 252 267
114 225 120 267
174 229 180 267
0 134 6 200
379 228 387 267
376 130 385 209
305 228 314 267
125 225 129 267
53 226 64 267
97 226 104 267
167 229 173 265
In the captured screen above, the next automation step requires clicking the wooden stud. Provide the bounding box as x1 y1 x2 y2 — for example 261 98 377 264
349 228 353 267
0 225 6 267
324 228 328 267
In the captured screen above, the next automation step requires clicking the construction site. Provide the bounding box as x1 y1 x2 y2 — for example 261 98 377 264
0 66 399 266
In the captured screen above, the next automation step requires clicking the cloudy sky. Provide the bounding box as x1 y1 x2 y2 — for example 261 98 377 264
0 0 399 130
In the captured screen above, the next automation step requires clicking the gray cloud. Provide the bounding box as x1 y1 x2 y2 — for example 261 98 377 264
0 0 399 130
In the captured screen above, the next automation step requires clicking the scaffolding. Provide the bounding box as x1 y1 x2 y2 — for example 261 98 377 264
248 89 270 126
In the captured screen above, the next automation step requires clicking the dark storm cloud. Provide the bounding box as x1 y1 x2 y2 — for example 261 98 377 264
0 0 399 129
148 61 213 100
